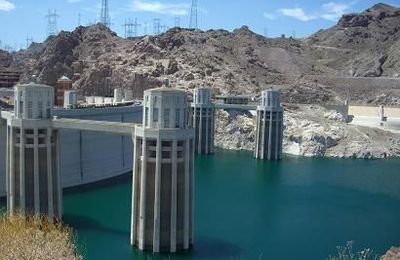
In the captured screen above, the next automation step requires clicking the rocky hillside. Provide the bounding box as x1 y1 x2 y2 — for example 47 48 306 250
1 3 400 105
214 105 400 159
306 3 400 77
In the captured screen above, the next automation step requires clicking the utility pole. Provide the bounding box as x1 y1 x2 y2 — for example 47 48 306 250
100 0 111 28
45 9 59 37
189 0 198 30
174 17 180 28
78 12 81 26
25 36 33 49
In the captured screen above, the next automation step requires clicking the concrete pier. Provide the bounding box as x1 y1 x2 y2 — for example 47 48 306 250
189 88 215 154
254 90 284 160
6 83 62 218
131 87 195 253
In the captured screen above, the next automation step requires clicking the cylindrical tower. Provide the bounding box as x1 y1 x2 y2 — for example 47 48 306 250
254 90 284 160
189 88 215 154
131 87 195 253
6 82 61 218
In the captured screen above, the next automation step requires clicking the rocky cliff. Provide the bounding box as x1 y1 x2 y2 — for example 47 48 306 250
1 3 400 105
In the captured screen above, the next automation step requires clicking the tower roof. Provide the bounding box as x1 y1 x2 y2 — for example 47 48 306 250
59 75 71 81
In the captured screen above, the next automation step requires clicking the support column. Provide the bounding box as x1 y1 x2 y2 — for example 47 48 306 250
33 128 40 214
205 107 209 153
19 127 25 214
9 127 14 214
153 137 162 252
170 140 178 252
138 138 147 250
47 127 54 219
198 108 202 154
211 108 215 154
130 135 138 245
6 125 9 210
267 111 273 160
255 110 260 158
184 139 190 249
260 111 266 160
56 131 62 217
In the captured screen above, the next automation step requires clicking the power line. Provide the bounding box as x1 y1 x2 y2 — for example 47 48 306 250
45 9 59 38
100 0 110 28
189 0 198 30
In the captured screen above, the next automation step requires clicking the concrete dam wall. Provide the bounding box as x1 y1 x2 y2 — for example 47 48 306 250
0 106 143 197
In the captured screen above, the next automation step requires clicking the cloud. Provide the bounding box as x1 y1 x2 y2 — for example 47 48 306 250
267 2 354 22
321 2 350 21
263 12 276 20
278 7 317 21
67 0 81 3
130 0 189 16
0 0 15 11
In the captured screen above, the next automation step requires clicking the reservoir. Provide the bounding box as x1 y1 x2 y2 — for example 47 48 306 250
2 149 400 259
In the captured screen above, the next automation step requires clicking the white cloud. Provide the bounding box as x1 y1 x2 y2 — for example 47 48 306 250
0 0 15 11
278 7 317 21
67 0 81 3
321 2 350 21
130 0 189 16
263 12 276 20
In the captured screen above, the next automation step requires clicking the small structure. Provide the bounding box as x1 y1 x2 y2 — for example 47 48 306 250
0 70 21 88
113 88 123 104
63 90 78 109
6 82 62 218
189 88 215 154
254 90 284 160
56 75 72 106
215 95 251 105
131 86 195 253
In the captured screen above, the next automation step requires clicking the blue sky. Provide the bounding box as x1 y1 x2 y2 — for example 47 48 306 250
0 0 398 50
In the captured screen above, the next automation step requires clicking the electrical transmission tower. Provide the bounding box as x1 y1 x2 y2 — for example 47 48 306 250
189 0 198 30
78 13 81 26
153 18 161 35
26 36 33 49
100 0 110 28
45 9 59 37
123 18 141 38
263 27 268 38
174 17 180 28
143 21 148 35
161 25 169 33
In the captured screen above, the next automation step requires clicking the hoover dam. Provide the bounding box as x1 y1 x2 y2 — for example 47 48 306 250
0 105 143 197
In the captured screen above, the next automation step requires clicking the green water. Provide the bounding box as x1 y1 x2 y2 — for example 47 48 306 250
4 149 400 259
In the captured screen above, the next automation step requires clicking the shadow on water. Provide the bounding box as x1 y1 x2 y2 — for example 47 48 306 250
63 172 132 195
63 214 130 238
131 237 242 260
190 237 242 259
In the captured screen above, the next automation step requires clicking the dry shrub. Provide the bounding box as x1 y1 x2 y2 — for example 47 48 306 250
0 211 82 260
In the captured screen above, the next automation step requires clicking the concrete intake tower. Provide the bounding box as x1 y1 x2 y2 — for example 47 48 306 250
6 83 62 218
131 87 195 253
254 90 284 160
189 88 215 154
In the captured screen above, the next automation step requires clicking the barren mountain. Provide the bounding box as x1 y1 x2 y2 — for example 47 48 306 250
1 3 400 105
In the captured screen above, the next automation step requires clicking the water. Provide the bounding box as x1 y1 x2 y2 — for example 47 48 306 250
3 149 400 259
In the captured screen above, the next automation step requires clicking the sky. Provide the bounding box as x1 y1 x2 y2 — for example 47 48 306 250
0 0 399 50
